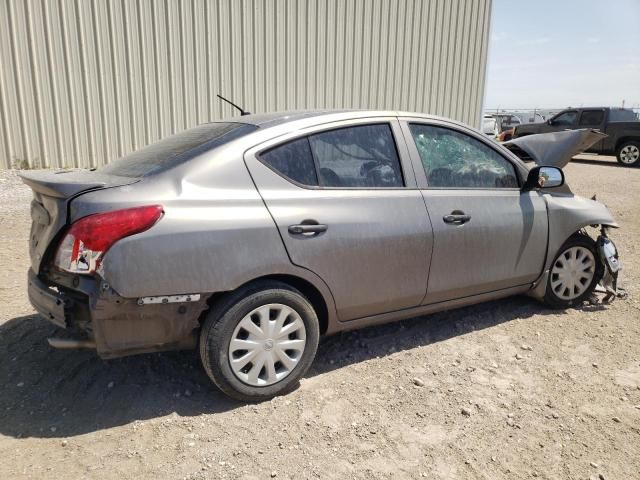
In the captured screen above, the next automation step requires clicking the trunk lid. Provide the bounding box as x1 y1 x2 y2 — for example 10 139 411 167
20 170 138 273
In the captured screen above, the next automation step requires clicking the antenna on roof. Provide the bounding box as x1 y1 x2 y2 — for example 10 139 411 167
216 94 251 116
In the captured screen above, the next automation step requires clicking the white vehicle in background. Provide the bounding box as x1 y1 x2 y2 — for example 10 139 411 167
482 114 499 137
492 112 547 141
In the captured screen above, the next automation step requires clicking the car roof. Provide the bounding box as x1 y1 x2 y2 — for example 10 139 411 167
230 110 347 127
222 109 471 130
559 107 632 110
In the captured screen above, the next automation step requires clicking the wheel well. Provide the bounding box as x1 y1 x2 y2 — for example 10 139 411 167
615 137 638 151
264 274 329 335
201 274 330 335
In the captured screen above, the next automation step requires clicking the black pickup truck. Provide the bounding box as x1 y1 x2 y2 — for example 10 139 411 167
512 107 640 166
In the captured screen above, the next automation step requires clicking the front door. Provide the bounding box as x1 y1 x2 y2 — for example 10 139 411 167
401 120 549 304
548 110 578 132
244 119 433 321
578 109 606 152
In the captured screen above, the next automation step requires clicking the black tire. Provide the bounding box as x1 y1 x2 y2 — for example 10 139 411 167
199 280 320 402
616 140 640 166
543 234 604 309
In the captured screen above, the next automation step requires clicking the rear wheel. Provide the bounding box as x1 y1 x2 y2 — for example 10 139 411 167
616 140 640 166
199 280 320 402
544 234 603 308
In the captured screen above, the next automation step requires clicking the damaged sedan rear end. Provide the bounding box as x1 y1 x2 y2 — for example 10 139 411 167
23 122 258 358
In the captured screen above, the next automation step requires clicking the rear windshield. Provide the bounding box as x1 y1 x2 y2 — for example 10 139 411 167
100 122 258 177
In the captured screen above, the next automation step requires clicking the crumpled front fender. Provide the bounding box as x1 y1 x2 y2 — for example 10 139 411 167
528 193 618 300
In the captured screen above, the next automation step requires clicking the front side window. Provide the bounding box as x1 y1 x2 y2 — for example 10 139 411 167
553 111 578 126
579 110 604 125
308 124 404 187
409 124 518 188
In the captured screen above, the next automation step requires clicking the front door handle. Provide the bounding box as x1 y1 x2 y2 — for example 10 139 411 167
288 223 328 235
443 211 471 225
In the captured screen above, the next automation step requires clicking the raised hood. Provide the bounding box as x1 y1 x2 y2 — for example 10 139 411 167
503 129 607 168
20 170 138 273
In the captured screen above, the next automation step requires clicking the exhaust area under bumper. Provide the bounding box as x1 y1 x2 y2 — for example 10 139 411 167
28 267 210 358
47 338 97 349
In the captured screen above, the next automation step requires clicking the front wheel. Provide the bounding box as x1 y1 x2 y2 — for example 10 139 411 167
616 140 640 166
199 280 320 402
544 234 603 309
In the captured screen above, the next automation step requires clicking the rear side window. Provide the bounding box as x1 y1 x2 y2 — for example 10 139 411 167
309 124 403 187
579 110 604 125
100 122 258 177
259 123 404 188
409 124 518 188
609 109 639 122
261 138 319 186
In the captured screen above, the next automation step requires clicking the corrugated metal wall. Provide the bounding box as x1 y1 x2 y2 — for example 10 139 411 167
0 0 492 169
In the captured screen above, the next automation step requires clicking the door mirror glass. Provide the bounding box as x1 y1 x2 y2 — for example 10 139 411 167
538 166 563 188
524 166 564 190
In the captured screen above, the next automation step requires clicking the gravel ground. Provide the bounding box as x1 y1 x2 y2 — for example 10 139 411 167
0 156 639 480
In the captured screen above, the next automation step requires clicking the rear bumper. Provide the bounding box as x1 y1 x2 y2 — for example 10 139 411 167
28 269 69 328
27 268 207 358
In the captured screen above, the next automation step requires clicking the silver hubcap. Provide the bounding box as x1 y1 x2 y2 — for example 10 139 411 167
620 145 639 164
550 246 596 300
229 303 306 387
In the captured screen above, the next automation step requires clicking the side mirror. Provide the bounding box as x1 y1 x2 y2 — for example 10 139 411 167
547 119 554 126
523 166 564 191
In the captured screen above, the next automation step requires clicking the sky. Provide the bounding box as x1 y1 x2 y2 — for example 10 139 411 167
484 0 640 110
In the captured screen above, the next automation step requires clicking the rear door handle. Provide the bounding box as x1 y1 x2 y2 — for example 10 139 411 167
443 211 471 225
288 224 328 235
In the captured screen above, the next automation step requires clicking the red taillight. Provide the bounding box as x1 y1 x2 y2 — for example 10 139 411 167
54 205 163 274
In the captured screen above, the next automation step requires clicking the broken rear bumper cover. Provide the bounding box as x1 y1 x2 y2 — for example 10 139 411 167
27 268 209 358
28 269 69 329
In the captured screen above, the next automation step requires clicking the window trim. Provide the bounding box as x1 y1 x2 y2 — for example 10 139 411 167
256 121 409 190
405 121 522 190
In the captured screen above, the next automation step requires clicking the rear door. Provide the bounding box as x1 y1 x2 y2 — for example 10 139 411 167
578 109 606 152
400 119 548 304
244 118 433 321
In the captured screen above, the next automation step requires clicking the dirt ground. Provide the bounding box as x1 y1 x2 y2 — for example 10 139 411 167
1 155 639 480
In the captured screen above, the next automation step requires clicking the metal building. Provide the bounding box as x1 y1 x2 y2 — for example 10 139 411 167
0 0 492 169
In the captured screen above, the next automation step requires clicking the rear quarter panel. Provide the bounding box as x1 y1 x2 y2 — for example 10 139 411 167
71 145 335 313
603 122 640 153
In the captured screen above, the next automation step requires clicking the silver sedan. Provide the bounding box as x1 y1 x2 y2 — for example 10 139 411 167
22 110 620 401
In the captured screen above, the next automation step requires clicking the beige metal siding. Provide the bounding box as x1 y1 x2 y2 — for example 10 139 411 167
0 0 491 169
